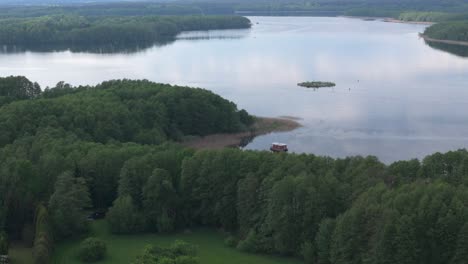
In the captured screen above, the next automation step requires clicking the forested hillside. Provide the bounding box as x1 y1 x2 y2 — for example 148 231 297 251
424 21 468 42
2 0 468 18
0 76 467 264
0 15 251 51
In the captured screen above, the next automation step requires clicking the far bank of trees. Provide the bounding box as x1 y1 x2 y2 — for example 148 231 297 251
0 15 251 51
425 21 468 42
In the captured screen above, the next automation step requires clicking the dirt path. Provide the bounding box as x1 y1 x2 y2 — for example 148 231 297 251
182 117 301 150
419 33 468 47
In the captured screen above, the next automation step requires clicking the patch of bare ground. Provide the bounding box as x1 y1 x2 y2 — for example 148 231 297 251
182 116 301 150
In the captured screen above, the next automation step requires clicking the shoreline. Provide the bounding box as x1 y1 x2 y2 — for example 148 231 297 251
182 116 301 150
419 33 468 47
341 16 434 25
382 18 434 25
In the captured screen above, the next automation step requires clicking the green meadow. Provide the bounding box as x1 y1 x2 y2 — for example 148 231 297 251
53 221 302 264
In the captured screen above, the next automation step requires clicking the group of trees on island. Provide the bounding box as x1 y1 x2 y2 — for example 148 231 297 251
0 76 467 264
0 15 251 51
297 81 336 88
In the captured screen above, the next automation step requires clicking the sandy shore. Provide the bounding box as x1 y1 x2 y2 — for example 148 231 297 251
182 116 301 150
419 33 468 47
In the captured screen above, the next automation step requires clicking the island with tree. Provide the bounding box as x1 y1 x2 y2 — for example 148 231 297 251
297 81 336 88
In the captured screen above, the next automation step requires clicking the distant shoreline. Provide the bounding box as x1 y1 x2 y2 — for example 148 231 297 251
383 18 434 25
419 33 468 47
341 16 434 25
182 116 301 150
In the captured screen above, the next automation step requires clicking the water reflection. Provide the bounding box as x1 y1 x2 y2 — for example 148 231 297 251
0 39 175 54
0 28 251 54
176 28 250 41
424 40 468 58
1 17 468 163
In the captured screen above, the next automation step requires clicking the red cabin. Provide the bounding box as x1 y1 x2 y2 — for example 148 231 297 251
270 143 288 152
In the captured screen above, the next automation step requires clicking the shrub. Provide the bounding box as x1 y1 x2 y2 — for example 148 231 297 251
77 237 107 262
133 241 198 264
224 236 237 248
170 240 197 257
236 230 259 253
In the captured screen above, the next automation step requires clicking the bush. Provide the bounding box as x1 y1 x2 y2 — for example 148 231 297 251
134 241 198 264
224 236 237 248
236 230 259 253
170 240 197 257
77 237 107 262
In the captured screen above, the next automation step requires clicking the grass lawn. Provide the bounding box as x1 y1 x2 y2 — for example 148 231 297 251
54 220 303 264
9 242 34 264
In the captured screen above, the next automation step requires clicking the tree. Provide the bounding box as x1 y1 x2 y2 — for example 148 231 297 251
451 223 468 264
315 218 336 264
49 171 91 239
142 169 177 233
107 195 144 234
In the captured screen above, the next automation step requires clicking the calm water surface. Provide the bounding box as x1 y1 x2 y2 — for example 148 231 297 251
1 16 468 163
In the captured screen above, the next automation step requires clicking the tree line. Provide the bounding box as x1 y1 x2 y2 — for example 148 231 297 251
0 76 467 264
0 15 251 51
2 1 468 21
424 20 468 42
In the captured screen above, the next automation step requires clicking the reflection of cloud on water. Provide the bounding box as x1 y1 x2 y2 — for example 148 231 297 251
309 37 468 81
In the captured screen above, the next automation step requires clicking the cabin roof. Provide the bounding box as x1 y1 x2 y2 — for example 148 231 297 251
272 142 287 146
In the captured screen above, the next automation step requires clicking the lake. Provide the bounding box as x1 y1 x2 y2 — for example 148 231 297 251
1 16 468 163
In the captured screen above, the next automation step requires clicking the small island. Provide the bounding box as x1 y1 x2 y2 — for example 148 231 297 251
298 81 336 88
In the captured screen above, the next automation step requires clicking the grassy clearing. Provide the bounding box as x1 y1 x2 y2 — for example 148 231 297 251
53 220 303 264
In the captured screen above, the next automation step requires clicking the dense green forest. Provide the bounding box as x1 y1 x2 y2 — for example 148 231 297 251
424 21 468 42
0 15 251 52
2 1 468 18
0 76 467 264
